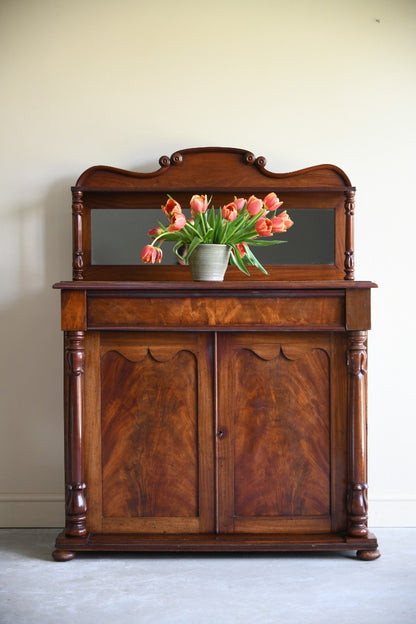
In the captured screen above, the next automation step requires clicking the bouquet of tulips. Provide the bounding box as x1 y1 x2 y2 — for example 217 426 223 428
141 192 293 275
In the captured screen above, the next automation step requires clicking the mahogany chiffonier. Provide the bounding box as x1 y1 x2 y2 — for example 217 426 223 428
52 147 380 561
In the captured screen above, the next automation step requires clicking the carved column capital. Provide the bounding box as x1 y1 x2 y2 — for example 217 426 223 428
346 330 367 376
64 330 85 376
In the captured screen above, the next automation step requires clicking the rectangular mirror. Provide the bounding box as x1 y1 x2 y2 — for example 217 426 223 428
91 208 335 266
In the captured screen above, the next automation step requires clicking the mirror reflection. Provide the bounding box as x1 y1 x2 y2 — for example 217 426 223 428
91 208 335 266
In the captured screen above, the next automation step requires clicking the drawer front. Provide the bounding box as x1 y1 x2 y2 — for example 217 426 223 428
88 294 345 330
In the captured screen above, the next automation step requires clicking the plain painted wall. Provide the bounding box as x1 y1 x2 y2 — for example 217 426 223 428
1 0 415 527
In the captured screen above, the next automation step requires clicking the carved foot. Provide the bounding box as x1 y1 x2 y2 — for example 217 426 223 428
52 549 76 562
356 549 381 561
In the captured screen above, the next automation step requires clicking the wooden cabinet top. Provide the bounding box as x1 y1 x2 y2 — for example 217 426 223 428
54 280 376 334
54 280 376 291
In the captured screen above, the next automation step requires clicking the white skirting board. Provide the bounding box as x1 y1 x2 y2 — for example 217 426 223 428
0 494 415 528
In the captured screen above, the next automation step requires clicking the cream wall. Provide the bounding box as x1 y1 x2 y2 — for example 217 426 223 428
1 0 415 527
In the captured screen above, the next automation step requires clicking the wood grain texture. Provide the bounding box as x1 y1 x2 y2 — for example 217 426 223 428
232 344 330 517
101 349 198 518
88 295 344 330
346 289 371 330
61 290 87 331
88 332 216 534
217 333 332 534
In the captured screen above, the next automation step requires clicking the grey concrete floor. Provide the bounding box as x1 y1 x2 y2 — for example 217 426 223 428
0 528 415 624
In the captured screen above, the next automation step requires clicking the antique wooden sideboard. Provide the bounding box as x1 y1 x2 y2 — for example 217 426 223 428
52 147 380 560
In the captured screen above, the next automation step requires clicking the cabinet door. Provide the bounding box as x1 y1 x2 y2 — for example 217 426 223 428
84 331 215 534
217 332 347 534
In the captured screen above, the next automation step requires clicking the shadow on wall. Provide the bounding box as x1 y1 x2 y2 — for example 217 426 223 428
0 178 73 515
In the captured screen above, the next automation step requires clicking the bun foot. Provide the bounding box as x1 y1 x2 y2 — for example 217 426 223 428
52 549 76 562
356 548 381 561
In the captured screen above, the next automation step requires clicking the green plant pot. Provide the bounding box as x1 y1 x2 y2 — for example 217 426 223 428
189 244 231 281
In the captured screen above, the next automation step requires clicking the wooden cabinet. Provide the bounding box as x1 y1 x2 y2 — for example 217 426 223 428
53 148 380 560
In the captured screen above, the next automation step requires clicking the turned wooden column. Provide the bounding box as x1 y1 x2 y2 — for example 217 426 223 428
346 330 368 537
72 189 84 281
344 190 355 280
64 330 87 537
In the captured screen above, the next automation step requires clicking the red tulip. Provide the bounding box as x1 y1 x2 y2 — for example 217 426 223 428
141 245 163 263
271 210 294 233
235 243 247 258
222 202 238 221
255 217 273 237
190 194 208 214
162 198 182 218
246 195 264 216
167 212 187 231
263 192 284 212
148 227 164 238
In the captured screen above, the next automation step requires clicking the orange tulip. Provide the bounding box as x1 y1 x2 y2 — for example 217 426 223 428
167 212 187 232
263 192 284 212
255 217 273 237
246 195 264 216
222 202 238 221
162 198 182 218
141 245 163 263
271 210 294 233
190 194 208 214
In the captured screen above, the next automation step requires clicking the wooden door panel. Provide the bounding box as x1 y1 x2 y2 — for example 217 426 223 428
101 349 198 518
217 333 345 534
85 331 215 533
233 345 330 517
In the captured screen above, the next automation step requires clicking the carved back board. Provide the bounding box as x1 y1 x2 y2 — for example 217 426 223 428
71 147 355 281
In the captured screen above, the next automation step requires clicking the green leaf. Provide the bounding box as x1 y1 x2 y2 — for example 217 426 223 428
213 209 225 243
248 239 287 246
243 245 268 274
207 206 216 228
186 237 203 260
173 242 187 263
230 246 250 275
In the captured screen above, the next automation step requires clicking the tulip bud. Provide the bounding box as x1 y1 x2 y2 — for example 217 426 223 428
235 243 247 258
233 196 246 212
246 195 264 216
190 194 208 215
263 192 284 212
148 227 164 238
